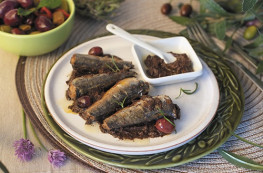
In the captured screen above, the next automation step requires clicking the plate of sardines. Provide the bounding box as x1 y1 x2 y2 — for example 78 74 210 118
44 35 219 155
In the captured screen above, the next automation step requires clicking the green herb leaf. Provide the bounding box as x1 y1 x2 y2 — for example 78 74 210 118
214 20 226 40
176 82 198 98
17 0 61 16
158 108 176 128
114 96 127 108
218 149 263 171
232 133 263 148
119 96 127 108
111 56 120 72
22 110 27 139
17 8 36 16
256 61 263 74
105 56 121 72
242 0 258 12
37 0 61 9
247 47 263 58
169 16 194 26
199 0 229 16
223 36 233 53
199 1 206 14
105 63 118 72
29 118 48 151
0 161 9 173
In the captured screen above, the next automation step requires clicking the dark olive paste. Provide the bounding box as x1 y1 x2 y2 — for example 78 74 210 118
144 52 193 78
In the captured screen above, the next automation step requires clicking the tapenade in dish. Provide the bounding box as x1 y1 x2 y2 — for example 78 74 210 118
144 52 193 78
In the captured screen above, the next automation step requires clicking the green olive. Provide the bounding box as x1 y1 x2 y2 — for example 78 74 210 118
0 25 12 33
243 25 257 40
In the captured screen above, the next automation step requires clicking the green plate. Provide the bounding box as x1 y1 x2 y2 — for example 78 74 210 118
41 30 244 169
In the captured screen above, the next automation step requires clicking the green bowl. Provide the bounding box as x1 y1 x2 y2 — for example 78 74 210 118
0 0 75 56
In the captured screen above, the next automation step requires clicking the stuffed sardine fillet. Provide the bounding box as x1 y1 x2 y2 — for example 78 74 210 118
102 95 178 130
67 71 136 100
70 54 134 74
81 77 149 124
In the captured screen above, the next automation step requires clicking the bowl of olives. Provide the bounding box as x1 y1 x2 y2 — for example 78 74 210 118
0 0 75 56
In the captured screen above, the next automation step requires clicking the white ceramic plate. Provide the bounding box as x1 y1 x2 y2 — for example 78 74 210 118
44 35 220 155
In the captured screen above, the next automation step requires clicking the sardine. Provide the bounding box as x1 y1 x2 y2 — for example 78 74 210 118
102 95 178 130
70 54 134 74
67 71 136 100
81 78 149 124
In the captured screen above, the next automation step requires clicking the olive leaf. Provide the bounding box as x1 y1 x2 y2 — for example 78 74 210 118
223 37 232 53
214 20 226 40
256 61 263 74
242 0 258 12
17 8 36 16
169 16 194 26
248 48 263 58
218 149 263 171
38 0 62 9
199 0 229 16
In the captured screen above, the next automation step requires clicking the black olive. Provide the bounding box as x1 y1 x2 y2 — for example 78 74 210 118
161 3 172 15
88 46 103 56
77 96 91 108
180 4 192 17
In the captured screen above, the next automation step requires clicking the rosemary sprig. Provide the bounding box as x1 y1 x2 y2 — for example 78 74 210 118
175 82 198 98
114 96 127 108
158 108 176 128
105 63 118 72
111 56 120 72
105 56 121 72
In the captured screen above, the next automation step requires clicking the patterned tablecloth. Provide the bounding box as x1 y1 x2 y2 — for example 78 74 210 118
0 0 262 172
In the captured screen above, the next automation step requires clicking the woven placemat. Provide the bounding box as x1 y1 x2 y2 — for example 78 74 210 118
15 0 263 172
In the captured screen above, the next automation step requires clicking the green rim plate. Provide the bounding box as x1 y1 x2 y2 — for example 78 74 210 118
41 30 244 169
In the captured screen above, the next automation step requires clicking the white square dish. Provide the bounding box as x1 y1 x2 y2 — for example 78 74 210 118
131 36 203 86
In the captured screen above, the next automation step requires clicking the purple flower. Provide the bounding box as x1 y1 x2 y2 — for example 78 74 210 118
13 138 35 161
48 149 67 167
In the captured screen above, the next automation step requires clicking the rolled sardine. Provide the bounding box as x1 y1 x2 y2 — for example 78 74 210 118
70 54 134 74
102 95 178 130
67 71 136 100
81 78 149 124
